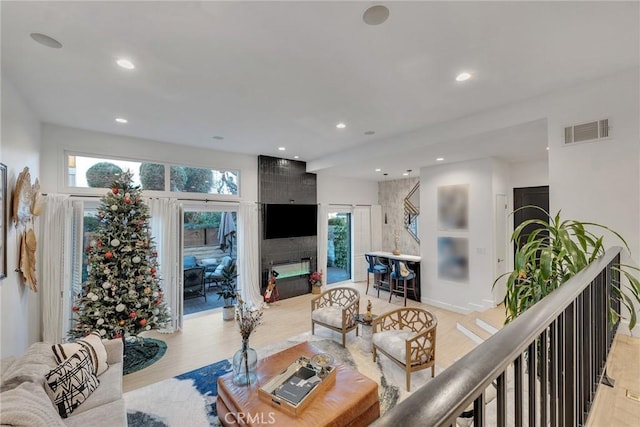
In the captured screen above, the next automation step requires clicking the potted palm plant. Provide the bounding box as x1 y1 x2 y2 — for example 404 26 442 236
497 207 640 330
217 263 238 321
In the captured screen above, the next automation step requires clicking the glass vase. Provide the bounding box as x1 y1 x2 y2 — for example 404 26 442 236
232 338 258 386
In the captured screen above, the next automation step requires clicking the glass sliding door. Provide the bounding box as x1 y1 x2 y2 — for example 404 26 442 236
326 212 352 285
182 206 238 316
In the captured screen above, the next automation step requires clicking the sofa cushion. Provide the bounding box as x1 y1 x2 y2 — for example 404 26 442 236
44 348 100 418
52 332 108 376
312 306 345 328
373 330 421 363
70 361 122 415
183 256 197 268
0 381 65 427
1 342 57 391
62 398 126 427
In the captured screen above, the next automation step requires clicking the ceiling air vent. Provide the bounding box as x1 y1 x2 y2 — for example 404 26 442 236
564 119 610 144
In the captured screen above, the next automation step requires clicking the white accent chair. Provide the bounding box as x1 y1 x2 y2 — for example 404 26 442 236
372 307 437 391
311 287 360 347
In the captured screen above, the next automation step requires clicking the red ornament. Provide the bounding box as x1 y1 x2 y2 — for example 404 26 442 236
76 323 82 328
151 268 156 274
138 318 147 327
112 188 119 194
124 197 131 204
97 240 103 247
129 312 137 318
114 333 122 339
72 306 79 312
105 251 113 259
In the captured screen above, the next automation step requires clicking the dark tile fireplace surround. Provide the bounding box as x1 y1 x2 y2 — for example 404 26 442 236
258 156 317 300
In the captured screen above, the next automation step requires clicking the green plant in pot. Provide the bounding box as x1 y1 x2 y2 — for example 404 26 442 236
497 207 640 330
217 263 238 321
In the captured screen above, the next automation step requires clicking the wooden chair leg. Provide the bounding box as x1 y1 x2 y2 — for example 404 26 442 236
388 278 393 303
312 322 315 335
342 332 346 347
412 277 418 301
372 345 377 362
406 367 411 391
403 279 408 307
366 272 370 295
431 365 435 377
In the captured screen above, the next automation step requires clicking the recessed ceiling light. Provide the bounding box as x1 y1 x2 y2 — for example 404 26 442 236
363 5 390 25
116 58 135 70
212 136 224 140
115 117 128 124
402 172 409 176
375 168 381 172
336 122 347 129
294 156 300 159
30 33 62 49
364 130 376 135
278 147 286 151
546 146 550 151
456 72 472 82
436 157 444 161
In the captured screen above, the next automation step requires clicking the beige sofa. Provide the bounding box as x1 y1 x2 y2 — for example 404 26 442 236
0 339 126 427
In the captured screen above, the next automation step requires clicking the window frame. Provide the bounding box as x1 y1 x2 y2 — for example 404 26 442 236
63 150 241 200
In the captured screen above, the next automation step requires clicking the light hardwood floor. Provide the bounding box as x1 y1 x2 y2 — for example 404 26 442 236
123 281 639 426
124 281 481 392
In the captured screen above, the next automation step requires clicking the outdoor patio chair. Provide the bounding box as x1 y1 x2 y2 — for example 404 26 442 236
183 266 206 301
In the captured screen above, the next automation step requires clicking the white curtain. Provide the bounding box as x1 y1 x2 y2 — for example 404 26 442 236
237 201 262 306
370 205 383 251
147 198 183 333
39 194 72 344
317 204 329 285
352 206 372 283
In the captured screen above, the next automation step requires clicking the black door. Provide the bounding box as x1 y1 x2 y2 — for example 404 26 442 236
513 186 550 255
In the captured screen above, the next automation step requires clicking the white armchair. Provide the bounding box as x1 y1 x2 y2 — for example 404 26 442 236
372 307 437 391
311 287 360 347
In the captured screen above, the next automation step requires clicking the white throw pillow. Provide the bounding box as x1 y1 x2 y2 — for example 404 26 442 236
52 332 108 376
44 348 100 418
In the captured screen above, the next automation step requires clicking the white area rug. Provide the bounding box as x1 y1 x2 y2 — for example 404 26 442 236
125 328 441 426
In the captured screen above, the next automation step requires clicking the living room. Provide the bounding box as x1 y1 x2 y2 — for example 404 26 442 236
1 2 639 426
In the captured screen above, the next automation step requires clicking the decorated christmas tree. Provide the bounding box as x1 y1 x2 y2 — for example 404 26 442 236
70 170 170 340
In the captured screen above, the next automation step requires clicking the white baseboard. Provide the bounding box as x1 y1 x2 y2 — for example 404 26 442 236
456 322 485 344
421 297 472 314
476 318 500 335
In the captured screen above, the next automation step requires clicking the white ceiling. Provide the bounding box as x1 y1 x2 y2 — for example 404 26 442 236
2 1 638 180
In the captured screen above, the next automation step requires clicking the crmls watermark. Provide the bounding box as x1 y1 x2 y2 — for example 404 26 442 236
224 411 277 425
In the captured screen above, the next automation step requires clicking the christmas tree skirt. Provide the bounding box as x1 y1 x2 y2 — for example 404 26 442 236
124 329 441 426
124 338 168 375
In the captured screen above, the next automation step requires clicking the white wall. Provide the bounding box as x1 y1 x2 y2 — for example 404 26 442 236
419 68 639 322
420 158 496 313
40 124 259 202
510 159 549 189
1 76 42 357
316 173 378 205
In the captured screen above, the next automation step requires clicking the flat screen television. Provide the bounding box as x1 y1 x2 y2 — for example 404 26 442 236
264 204 317 239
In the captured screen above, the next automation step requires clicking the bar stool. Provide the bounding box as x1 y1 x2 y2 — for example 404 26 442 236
389 259 418 306
365 254 388 296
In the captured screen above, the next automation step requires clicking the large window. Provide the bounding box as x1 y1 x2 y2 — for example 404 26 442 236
66 154 239 196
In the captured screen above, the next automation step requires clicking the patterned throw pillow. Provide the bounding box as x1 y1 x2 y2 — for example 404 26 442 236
44 348 100 418
52 331 108 375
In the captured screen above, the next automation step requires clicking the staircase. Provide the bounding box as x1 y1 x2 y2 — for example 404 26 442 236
456 305 506 344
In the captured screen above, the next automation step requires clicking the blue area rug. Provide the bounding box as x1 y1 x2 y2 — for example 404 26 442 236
124 330 440 426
